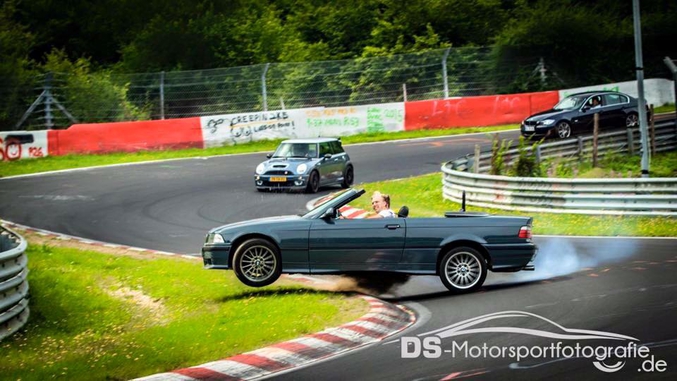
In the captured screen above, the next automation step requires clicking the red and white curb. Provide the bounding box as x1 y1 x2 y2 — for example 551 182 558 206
0 219 199 260
135 295 415 381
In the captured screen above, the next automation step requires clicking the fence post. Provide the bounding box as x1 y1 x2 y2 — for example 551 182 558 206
262 63 270 111
402 83 407 102
649 104 655 154
577 136 584 160
442 48 451 99
535 145 542 165
474 144 481 173
593 113 599 167
627 128 635 155
44 72 54 129
159 71 165 120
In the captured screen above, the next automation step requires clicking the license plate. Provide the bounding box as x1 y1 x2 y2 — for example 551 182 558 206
270 177 286 182
524 126 534 132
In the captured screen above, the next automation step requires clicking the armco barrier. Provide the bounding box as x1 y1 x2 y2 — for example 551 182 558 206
404 91 559 130
0 226 29 341
442 121 677 216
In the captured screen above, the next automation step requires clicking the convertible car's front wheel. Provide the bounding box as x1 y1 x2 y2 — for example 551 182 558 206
439 247 487 293
232 238 281 287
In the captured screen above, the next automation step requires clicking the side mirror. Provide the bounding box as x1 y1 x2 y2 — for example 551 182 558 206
266 153 272 159
324 153 332 160
320 208 335 220
582 106 591 112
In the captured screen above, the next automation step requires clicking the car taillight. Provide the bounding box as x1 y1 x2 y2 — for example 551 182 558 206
518 225 532 239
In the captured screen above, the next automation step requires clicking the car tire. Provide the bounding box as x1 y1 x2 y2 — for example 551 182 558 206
555 121 572 139
625 112 639 128
306 170 320 193
341 166 354 188
439 246 487 293
232 238 281 287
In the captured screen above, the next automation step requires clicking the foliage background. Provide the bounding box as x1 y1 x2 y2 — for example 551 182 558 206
1 0 675 129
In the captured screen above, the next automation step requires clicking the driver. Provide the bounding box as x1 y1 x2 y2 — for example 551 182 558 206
367 191 396 218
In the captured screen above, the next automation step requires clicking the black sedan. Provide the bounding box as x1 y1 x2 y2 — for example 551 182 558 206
255 138 354 193
521 90 644 139
202 188 537 293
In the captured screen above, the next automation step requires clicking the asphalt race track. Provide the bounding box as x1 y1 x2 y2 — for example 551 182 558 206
1 128 675 380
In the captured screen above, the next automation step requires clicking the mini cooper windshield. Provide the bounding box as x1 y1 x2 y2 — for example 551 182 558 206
272 142 318 158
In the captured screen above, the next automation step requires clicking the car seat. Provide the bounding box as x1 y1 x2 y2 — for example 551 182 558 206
397 206 409 218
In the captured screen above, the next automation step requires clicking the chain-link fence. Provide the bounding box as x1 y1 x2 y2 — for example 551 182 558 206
3 47 550 130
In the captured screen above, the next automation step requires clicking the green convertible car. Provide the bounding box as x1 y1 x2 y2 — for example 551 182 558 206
202 188 537 293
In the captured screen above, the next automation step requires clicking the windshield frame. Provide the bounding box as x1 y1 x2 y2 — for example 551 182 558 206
302 188 365 219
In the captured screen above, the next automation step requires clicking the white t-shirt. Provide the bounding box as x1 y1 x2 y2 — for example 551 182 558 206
378 209 397 218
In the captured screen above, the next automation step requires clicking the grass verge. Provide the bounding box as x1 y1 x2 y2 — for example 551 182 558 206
0 125 516 178
349 173 677 237
0 232 367 381
543 150 677 178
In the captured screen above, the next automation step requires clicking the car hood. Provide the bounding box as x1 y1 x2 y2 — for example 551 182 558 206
525 108 569 121
211 215 303 233
259 157 321 172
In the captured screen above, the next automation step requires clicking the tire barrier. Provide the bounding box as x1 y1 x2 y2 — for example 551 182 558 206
0 226 29 341
442 121 677 216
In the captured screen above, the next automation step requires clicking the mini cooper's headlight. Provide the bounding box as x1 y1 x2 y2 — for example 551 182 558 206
297 163 307 174
539 119 555 126
255 163 265 174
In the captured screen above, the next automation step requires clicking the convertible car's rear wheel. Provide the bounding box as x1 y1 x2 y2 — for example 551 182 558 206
439 247 487 293
232 238 281 287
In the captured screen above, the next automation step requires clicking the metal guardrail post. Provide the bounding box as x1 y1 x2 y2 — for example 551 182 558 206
627 128 635 155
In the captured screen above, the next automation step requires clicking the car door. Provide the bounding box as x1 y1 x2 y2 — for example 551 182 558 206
602 93 628 129
308 218 406 272
571 97 596 133
316 142 336 184
329 140 348 181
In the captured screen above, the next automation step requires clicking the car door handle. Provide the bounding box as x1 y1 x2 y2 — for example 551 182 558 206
385 224 401 230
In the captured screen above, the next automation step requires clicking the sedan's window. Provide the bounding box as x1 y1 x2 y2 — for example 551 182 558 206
319 142 332 157
604 94 623 105
553 96 586 110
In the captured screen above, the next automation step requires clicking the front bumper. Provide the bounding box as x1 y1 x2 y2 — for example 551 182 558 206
521 123 553 138
202 244 232 269
255 174 308 190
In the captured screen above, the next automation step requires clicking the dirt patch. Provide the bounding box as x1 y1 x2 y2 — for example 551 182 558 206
107 286 169 325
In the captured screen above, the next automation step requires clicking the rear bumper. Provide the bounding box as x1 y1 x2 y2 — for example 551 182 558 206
485 242 537 272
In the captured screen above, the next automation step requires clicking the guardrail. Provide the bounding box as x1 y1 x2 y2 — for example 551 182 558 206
442 120 677 216
0 226 29 341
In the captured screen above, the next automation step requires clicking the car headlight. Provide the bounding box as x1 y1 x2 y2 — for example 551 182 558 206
539 119 555 126
255 163 265 174
297 163 307 174
206 233 225 244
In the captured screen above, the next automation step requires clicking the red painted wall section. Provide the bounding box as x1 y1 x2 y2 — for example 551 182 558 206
404 91 560 130
48 118 203 156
